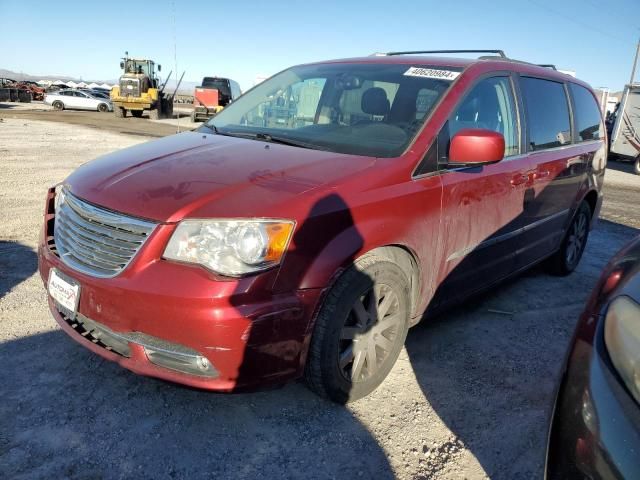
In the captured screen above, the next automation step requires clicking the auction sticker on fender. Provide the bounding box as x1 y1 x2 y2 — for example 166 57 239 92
403 67 460 81
48 268 80 314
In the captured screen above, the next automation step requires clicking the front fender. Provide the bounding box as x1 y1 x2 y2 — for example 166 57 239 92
278 215 417 292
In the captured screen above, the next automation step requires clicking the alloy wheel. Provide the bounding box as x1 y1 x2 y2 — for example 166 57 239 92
566 212 587 265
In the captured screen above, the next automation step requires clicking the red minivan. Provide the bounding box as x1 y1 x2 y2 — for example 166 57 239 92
39 50 606 402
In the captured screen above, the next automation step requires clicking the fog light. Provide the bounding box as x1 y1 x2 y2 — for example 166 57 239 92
144 347 217 378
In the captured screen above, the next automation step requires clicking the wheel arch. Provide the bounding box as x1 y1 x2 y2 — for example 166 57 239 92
583 189 598 219
365 245 421 323
296 226 423 325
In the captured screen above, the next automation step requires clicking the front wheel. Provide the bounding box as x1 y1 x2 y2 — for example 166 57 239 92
305 254 410 403
52 101 64 111
97 103 108 113
547 202 591 276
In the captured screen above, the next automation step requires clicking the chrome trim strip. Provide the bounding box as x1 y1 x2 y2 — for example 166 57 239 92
75 313 218 378
64 191 156 235
446 209 569 262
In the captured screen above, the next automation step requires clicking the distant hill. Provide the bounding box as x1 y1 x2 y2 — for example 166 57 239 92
0 68 198 95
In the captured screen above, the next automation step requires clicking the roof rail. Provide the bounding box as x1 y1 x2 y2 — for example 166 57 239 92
537 64 557 70
386 49 506 58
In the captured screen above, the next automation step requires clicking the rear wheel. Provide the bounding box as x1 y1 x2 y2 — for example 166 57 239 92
97 103 108 113
52 101 64 111
130 110 143 118
547 201 591 276
305 254 410 403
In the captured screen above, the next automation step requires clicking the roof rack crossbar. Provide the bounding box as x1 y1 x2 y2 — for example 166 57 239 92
537 64 557 70
386 49 506 58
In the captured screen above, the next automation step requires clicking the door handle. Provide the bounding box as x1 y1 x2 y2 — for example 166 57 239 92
510 174 528 186
533 170 550 180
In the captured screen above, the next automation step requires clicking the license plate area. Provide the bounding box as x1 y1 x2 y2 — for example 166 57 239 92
48 268 80 319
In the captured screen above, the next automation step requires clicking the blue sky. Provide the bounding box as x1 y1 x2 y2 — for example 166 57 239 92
2 0 638 92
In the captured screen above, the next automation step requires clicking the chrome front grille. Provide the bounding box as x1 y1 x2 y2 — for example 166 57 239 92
54 189 156 278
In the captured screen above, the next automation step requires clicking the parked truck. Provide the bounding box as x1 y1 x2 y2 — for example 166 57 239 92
608 83 640 174
191 77 241 122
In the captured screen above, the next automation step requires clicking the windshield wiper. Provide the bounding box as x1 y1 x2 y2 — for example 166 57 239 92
224 131 327 151
201 123 219 134
201 127 328 151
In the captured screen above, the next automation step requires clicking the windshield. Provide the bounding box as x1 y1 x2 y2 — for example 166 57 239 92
202 78 231 97
203 63 458 157
125 60 152 76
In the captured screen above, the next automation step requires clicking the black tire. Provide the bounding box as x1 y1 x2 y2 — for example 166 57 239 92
162 98 173 118
634 156 640 175
114 107 125 118
52 101 64 111
97 103 108 113
131 110 143 118
547 202 591 276
305 254 410 403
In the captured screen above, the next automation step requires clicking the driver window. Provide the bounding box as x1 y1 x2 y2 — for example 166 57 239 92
442 76 519 160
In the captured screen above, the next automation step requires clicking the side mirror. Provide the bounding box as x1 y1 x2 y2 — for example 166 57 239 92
449 128 505 165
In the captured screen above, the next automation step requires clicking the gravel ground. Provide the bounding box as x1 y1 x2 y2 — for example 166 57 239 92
0 101 196 138
1 117 639 480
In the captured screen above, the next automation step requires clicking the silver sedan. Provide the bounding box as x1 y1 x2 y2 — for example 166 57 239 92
44 89 113 112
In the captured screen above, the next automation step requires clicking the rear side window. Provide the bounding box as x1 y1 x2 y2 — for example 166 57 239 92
569 83 603 141
520 77 571 150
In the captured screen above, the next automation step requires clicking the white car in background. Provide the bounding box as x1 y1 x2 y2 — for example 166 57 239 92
44 89 112 112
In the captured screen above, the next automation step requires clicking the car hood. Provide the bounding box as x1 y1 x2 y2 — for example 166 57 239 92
65 131 376 223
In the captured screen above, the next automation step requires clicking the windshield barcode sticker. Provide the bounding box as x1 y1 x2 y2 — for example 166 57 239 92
403 67 460 81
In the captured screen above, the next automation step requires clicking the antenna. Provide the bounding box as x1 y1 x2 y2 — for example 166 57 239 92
630 37 640 85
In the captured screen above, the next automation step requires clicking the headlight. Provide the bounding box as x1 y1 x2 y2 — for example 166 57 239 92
604 295 640 404
163 219 294 277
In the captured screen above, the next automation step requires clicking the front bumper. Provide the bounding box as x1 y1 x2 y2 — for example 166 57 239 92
546 311 640 479
38 190 322 391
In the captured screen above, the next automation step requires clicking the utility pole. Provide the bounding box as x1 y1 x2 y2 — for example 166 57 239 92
631 37 640 85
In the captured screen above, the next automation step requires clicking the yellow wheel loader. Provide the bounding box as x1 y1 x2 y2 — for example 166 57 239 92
110 53 179 120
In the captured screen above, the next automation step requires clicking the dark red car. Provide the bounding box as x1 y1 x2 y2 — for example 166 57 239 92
39 50 606 402
546 235 640 479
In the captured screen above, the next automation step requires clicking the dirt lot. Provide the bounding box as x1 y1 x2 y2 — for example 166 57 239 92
0 101 197 138
1 115 639 480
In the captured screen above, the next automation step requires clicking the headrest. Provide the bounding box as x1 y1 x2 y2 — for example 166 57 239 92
361 87 390 116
